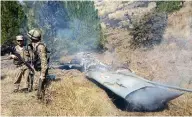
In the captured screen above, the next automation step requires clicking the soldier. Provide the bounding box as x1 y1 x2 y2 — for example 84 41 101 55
27 28 49 99
10 35 32 93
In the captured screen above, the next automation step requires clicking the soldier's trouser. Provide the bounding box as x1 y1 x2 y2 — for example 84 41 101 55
34 70 48 90
34 70 49 99
34 72 40 90
14 66 30 90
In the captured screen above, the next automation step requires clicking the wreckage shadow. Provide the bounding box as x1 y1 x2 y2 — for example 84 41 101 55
58 64 83 72
52 78 62 82
86 77 168 112
86 77 128 111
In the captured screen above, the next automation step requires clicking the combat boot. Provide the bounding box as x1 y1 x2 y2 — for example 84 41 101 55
13 84 20 93
28 81 33 92
21 88 29 93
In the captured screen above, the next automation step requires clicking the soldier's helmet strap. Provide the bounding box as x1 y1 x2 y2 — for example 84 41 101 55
28 30 34 38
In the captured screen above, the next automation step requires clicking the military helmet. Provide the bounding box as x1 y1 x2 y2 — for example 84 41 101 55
16 35 24 41
27 28 42 40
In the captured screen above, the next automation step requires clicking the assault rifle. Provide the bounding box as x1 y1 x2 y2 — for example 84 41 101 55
12 51 35 73
1 57 11 61
2 45 35 73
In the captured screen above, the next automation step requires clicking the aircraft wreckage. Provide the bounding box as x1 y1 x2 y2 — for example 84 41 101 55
56 52 192 112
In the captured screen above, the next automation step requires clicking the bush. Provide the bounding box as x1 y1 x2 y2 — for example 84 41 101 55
130 12 168 49
129 1 183 49
156 1 183 13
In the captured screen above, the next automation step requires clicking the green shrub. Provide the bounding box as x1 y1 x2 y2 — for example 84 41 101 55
156 1 183 13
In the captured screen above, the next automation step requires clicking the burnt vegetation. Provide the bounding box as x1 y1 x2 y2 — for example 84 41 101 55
130 12 167 49
130 1 183 49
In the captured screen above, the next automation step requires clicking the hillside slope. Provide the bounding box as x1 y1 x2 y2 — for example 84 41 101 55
1 1 192 116
96 1 192 86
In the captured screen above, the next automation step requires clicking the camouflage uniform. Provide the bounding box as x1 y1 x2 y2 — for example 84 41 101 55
33 42 48 88
27 28 49 99
12 36 31 92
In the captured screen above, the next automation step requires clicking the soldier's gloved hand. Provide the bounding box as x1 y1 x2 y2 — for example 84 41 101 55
40 75 46 80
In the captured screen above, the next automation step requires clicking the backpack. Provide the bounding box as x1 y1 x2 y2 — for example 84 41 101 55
28 43 50 71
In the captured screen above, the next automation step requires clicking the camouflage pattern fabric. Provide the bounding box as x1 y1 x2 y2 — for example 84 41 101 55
35 42 48 79
13 45 31 90
14 66 30 90
32 42 48 90
30 42 49 100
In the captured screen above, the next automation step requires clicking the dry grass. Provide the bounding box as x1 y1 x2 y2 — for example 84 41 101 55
1 2 192 116
95 1 156 28
46 69 118 116
97 3 192 115
164 1 192 40
1 56 192 116
1 63 118 116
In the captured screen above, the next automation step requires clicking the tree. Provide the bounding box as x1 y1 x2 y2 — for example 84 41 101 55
63 1 102 53
20 1 102 58
1 1 26 45
22 1 69 59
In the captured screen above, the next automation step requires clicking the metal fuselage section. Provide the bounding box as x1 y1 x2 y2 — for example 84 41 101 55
86 70 183 111
86 71 154 98
59 52 185 111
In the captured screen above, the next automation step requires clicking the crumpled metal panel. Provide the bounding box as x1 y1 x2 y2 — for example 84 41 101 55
86 71 154 98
